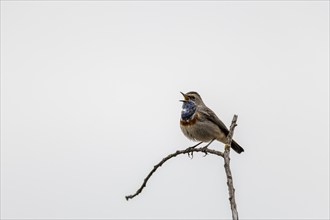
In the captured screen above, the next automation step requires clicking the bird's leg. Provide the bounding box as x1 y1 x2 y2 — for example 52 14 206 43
187 141 203 159
191 141 203 148
203 138 216 149
202 138 216 157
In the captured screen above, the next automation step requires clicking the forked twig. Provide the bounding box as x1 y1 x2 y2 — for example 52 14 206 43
125 115 240 220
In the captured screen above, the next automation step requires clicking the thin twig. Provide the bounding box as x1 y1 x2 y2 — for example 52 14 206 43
224 115 239 220
125 146 224 201
125 115 241 220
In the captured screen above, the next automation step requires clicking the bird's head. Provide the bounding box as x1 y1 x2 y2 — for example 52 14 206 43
180 91 204 106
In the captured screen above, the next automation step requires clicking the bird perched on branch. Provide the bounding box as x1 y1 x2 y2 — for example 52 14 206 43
180 91 244 154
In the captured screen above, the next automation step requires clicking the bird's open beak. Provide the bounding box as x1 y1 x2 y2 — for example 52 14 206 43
180 92 189 101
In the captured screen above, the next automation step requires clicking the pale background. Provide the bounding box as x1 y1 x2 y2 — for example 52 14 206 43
1 1 329 219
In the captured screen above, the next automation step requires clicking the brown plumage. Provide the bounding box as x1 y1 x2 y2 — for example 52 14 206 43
180 91 244 154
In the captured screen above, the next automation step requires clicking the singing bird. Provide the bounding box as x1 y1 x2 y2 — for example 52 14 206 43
180 91 244 154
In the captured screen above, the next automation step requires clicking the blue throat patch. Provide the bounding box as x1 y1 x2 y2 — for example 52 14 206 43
181 100 196 120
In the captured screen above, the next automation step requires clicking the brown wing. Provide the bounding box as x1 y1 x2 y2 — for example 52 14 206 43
199 106 245 154
199 106 229 136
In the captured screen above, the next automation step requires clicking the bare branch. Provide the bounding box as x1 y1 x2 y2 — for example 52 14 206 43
125 146 224 201
125 115 241 220
224 115 239 220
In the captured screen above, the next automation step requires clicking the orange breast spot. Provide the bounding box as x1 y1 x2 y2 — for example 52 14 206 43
180 113 198 126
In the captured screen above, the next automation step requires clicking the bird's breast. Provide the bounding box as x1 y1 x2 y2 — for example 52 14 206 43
180 113 199 141
180 112 198 126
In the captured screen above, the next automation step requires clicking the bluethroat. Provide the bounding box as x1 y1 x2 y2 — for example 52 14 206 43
180 91 244 154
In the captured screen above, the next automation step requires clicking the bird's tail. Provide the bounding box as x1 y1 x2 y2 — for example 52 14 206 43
231 140 244 154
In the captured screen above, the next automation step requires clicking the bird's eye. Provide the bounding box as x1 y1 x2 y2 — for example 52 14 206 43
190 96 195 100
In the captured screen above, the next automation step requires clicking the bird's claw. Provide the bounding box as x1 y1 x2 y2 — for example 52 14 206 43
201 146 209 157
187 147 196 159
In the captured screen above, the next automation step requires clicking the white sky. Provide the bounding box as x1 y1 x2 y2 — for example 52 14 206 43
1 1 329 219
